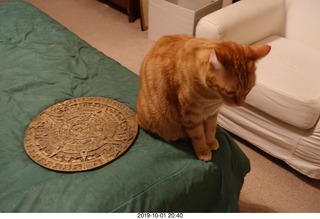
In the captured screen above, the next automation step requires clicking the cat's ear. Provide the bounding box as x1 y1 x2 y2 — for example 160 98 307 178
209 49 224 70
209 49 236 87
251 44 271 61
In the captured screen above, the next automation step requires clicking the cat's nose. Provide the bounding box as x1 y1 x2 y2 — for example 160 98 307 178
236 97 245 106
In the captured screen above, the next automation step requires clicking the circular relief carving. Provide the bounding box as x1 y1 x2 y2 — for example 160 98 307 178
24 97 138 172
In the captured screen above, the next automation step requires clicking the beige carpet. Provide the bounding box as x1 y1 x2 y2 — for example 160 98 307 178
25 0 320 212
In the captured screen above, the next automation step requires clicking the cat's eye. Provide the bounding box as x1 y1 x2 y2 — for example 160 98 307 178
225 91 236 96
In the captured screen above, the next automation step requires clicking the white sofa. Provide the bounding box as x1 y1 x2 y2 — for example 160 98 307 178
196 0 320 179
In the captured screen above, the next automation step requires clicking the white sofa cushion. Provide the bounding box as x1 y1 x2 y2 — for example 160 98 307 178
196 0 285 45
285 0 320 50
246 36 320 129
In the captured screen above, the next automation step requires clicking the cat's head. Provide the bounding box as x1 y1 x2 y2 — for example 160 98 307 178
207 41 271 106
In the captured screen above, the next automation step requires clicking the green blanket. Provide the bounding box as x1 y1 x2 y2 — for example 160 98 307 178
0 1 250 212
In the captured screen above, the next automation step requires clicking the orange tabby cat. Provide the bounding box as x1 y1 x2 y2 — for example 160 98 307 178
136 34 271 161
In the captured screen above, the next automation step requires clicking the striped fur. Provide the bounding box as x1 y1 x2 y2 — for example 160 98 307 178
136 35 271 161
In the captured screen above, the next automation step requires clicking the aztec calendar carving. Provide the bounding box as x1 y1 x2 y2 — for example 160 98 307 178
24 97 138 172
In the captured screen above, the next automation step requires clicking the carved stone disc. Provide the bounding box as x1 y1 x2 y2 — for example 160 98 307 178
24 97 138 172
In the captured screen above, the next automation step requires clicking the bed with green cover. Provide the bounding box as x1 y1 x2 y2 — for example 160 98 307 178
0 0 250 212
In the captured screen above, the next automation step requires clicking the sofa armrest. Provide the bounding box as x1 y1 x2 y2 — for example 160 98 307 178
196 0 286 45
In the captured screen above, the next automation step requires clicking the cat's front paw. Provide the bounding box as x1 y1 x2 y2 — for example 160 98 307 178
196 149 212 161
208 139 219 151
